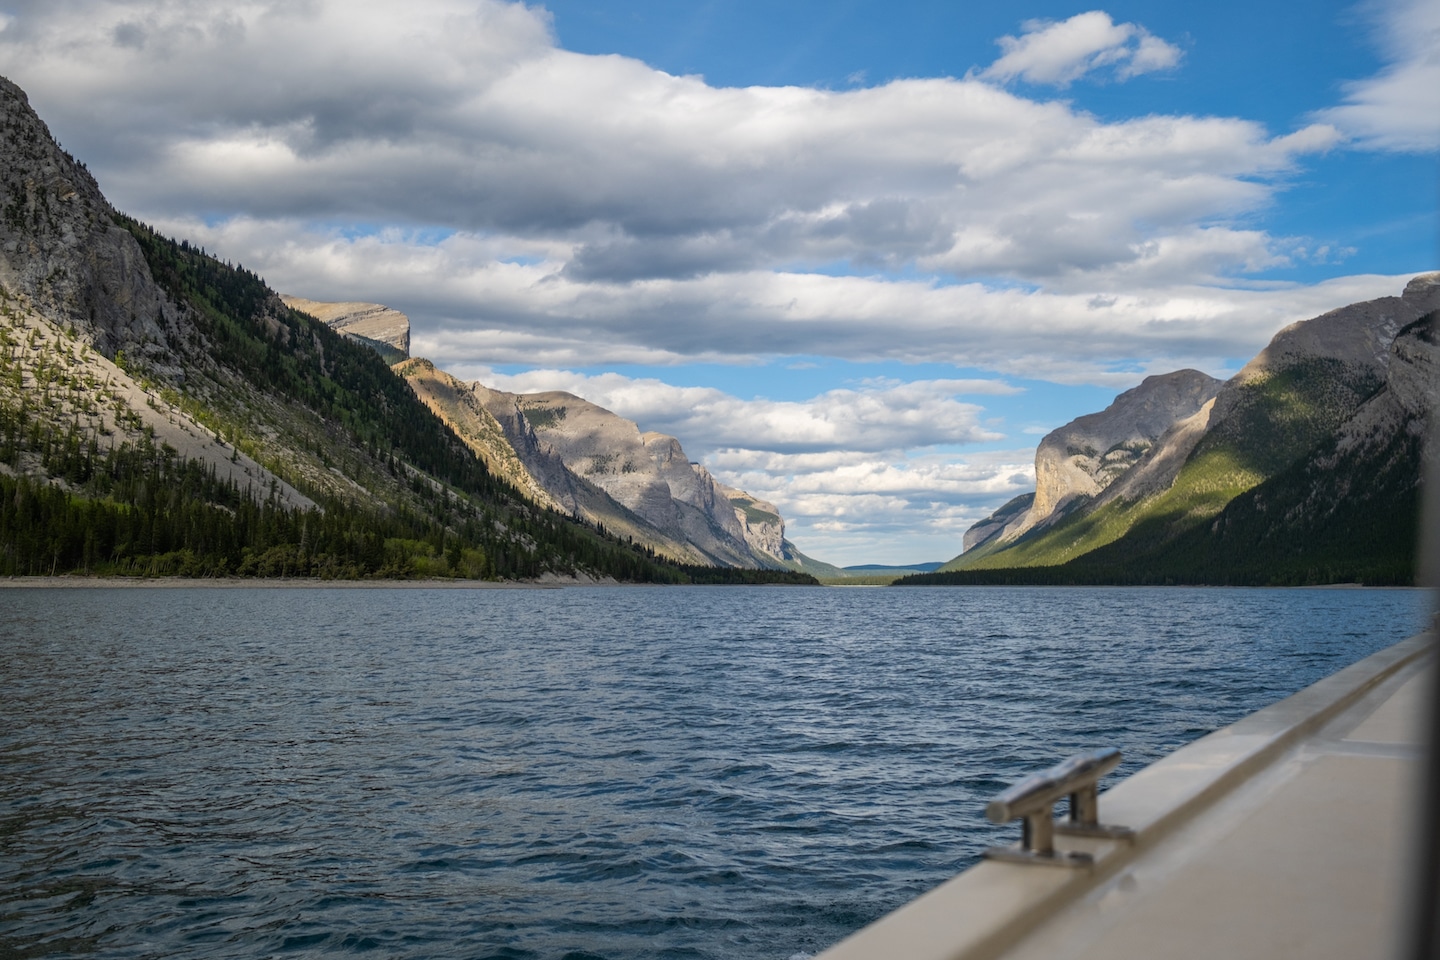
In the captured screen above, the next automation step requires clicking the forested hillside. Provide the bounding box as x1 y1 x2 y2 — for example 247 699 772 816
0 76 814 583
903 289 1438 588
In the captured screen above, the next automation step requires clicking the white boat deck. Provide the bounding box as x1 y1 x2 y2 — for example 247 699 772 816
817 632 1434 960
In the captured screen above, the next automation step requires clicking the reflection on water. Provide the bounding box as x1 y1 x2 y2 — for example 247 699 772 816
0 585 1426 959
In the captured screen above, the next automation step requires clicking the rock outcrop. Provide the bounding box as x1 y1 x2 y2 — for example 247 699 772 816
0 77 186 375
717 481 787 561
281 296 410 357
482 389 775 567
396 365 798 568
953 273 1440 576
966 370 1221 552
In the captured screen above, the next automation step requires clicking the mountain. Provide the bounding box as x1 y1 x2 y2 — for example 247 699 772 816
843 562 946 574
279 296 411 362
918 275 1440 586
960 369 1222 559
403 366 807 568
0 75 816 584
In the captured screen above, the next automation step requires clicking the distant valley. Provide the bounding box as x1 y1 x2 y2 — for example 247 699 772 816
2 68 1432 588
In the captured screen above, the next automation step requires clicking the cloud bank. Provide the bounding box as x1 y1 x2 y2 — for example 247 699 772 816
5 0 1333 295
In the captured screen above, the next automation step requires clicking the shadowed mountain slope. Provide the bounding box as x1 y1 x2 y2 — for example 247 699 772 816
914 276 1440 586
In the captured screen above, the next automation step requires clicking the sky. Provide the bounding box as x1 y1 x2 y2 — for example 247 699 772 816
0 0 1436 565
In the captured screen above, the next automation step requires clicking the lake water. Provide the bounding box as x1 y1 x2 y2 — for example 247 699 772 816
0 585 1429 959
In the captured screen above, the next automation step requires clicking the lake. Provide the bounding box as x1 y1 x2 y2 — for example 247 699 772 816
0 585 1428 959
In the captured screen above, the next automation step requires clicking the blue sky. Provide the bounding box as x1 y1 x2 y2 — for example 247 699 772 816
0 0 1435 564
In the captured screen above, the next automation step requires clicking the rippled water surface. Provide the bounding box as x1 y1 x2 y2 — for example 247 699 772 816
0 585 1428 959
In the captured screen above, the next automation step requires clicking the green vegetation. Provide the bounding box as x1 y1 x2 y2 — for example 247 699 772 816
729 496 781 525
519 404 567 430
947 357 1390 574
0 215 820 584
900 411 1421 588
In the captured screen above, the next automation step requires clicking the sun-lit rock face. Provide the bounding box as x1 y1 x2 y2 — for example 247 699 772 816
955 273 1440 574
450 383 787 568
965 369 1222 553
280 297 410 357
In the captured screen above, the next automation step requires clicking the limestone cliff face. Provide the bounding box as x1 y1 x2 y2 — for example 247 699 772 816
501 391 767 567
281 297 410 357
1100 271 1440 511
958 273 1440 567
967 369 1221 551
1324 279 1439 464
1030 369 1222 522
0 77 185 374
407 378 786 567
394 359 559 510
962 493 1034 553
715 481 787 562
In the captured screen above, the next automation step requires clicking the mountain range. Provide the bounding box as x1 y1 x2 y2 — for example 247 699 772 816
907 274 1440 586
0 75 815 583
3 69 1430 588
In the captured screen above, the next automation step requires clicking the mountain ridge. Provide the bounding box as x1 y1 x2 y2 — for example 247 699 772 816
0 74 817 584
916 274 1440 586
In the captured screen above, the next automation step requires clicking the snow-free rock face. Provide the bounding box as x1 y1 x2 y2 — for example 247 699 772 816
1099 271 1440 512
0 77 184 372
962 493 1034 553
969 369 1222 549
954 273 1440 571
1030 369 1222 522
716 481 787 563
395 359 560 510
1327 294 1438 464
450 382 787 567
280 297 410 357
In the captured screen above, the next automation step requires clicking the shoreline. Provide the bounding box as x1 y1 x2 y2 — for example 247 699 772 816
0 575 1420 591
0 574 636 590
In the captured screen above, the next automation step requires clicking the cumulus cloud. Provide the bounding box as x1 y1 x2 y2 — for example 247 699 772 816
980 11 1182 87
468 369 1015 454
2 0 1325 290
165 213 1407 386
449 365 1036 564
1316 0 1440 152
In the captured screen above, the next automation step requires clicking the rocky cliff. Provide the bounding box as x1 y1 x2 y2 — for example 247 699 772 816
470 387 787 567
281 296 410 358
964 369 1221 553
394 358 802 568
947 273 1440 583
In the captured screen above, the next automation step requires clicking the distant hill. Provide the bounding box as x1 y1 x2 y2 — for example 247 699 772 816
905 276 1439 587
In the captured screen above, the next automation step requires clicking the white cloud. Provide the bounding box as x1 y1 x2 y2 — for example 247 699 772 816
166 213 1407 387
464 369 1015 455
3 0 1325 290
1316 0 1440 152
445 365 1038 565
980 11 1182 87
